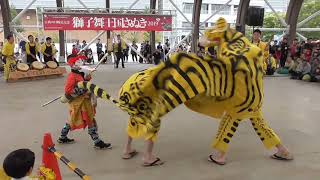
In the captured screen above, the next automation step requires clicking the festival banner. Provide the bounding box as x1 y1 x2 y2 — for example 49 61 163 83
43 13 172 31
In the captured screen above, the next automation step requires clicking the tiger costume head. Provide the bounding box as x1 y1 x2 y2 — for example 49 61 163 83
118 68 164 135
199 17 240 47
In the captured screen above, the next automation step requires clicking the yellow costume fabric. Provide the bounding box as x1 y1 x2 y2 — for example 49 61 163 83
25 42 39 55
253 41 269 73
3 57 16 80
77 17 281 152
68 96 95 130
41 43 57 55
0 168 10 180
2 42 16 80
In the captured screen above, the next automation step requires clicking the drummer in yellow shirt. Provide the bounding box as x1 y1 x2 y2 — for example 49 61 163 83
252 29 269 74
2 34 16 81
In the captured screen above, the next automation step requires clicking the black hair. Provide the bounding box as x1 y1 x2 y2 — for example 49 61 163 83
67 54 77 60
27 35 33 39
3 149 35 178
6 34 13 40
253 29 261 34
46 37 51 41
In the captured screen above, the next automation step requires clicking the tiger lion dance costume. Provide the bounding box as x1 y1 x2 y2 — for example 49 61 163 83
77 18 283 159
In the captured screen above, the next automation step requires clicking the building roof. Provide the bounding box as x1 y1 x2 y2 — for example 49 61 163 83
9 0 150 9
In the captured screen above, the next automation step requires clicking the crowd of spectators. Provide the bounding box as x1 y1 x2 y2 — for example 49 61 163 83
273 37 320 82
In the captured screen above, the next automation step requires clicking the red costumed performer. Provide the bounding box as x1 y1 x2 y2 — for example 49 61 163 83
57 55 112 149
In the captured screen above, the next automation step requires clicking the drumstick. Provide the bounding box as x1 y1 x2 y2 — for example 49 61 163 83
42 96 62 107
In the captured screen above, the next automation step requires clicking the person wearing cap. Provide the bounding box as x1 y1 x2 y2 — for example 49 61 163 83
2 34 16 81
41 37 58 65
252 29 269 73
58 54 112 149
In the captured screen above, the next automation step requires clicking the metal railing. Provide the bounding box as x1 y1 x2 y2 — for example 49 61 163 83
42 7 176 16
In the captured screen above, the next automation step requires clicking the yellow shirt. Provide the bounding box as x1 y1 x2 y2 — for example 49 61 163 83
41 43 57 55
2 42 14 57
25 42 39 55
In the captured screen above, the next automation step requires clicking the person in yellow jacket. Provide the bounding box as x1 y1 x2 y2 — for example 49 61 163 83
25 35 39 65
41 37 58 65
2 34 16 81
252 29 269 73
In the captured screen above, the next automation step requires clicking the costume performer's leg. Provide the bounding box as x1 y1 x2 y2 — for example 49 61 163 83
3 58 13 81
249 113 281 149
88 125 102 144
212 115 240 153
60 123 71 139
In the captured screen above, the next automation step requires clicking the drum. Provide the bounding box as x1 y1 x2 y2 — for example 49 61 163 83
31 61 45 70
16 63 29 72
46 61 58 69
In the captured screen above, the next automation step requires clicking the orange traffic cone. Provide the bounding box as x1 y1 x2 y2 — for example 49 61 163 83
42 133 62 180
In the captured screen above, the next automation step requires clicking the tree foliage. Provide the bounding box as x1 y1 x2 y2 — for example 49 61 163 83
261 0 320 41
10 5 24 32
297 0 320 38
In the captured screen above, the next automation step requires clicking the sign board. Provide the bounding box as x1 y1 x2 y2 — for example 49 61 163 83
43 13 172 31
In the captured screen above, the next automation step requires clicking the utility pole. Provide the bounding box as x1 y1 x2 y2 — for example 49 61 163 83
56 0 65 61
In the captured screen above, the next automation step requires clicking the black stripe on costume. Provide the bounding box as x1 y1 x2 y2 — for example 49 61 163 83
170 77 190 100
167 88 183 104
97 88 103 98
185 67 207 92
253 58 263 107
162 93 175 109
175 54 200 95
89 83 96 93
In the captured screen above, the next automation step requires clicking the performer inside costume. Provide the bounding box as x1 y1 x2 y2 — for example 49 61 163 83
58 55 111 149
76 18 293 166
41 37 59 65
252 29 269 74
25 35 39 65
2 34 16 81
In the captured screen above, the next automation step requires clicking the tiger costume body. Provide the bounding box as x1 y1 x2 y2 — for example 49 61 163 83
77 18 285 161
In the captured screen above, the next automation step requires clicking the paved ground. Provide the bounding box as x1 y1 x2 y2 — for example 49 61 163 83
0 63 320 180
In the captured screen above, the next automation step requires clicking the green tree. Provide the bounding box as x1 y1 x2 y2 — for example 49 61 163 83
10 5 24 32
261 0 320 41
262 12 286 41
297 0 320 38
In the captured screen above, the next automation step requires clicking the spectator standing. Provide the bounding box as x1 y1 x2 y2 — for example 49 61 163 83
96 38 103 61
280 37 289 67
75 40 81 51
157 42 163 51
164 39 170 60
113 34 126 68
290 38 299 58
131 41 138 62
72 44 79 55
152 49 162 65
19 39 27 63
123 45 129 62
81 40 87 49
144 41 151 63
